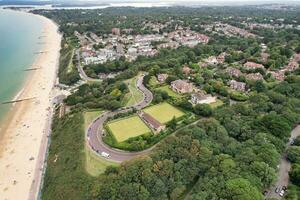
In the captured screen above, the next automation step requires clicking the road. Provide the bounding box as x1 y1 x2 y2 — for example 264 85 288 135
86 74 154 162
75 49 102 82
266 125 300 199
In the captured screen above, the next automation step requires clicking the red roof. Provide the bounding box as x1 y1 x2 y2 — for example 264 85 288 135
139 112 163 130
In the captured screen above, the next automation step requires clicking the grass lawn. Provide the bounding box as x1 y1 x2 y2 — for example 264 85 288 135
210 99 224 108
66 49 75 73
143 102 185 124
124 76 144 106
149 76 160 87
107 115 151 142
156 85 182 98
84 145 118 176
84 110 104 129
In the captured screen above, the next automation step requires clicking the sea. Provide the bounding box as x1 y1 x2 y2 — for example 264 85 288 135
0 9 43 124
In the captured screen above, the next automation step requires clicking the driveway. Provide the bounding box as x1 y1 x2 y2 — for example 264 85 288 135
266 125 300 199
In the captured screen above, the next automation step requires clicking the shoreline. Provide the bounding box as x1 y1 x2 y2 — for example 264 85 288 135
0 10 61 200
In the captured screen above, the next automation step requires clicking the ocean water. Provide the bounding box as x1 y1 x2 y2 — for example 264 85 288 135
0 9 43 123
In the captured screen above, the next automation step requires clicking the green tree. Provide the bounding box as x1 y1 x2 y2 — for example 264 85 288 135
225 178 263 200
287 146 300 163
290 164 300 187
194 104 213 117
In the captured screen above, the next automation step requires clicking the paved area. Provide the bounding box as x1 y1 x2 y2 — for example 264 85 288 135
266 125 300 199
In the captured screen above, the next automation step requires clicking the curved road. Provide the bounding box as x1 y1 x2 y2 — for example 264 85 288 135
76 49 102 82
86 74 154 162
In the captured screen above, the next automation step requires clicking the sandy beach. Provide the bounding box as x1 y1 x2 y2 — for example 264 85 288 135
0 11 61 200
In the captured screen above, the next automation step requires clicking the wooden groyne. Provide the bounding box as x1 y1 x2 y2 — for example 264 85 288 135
24 67 41 71
34 51 48 54
2 97 36 105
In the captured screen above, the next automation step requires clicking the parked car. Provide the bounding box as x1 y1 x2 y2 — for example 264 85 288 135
279 190 285 197
290 139 295 145
282 186 287 191
275 187 281 193
101 151 110 158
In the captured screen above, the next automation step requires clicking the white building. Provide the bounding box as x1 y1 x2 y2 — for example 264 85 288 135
190 93 217 104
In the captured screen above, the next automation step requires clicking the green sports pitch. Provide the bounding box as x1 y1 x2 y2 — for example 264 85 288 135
143 102 185 124
107 115 151 142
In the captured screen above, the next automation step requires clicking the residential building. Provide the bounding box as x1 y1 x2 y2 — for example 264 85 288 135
157 74 168 83
245 73 264 81
190 93 217 104
111 28 121 35
226 67 243 77
182 65 192 75
269 71 285 81
229 80 246 92
171 79 194 93
243 61 264 70
260 52 269 63
217 52 226 63
204 56 219 65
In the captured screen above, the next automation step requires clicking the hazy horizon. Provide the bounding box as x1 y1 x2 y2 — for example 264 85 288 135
1 0 300 6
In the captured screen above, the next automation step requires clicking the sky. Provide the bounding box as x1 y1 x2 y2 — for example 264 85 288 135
3 0 300 2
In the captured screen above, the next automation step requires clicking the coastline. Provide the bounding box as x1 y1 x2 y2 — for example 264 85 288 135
0 11 61 200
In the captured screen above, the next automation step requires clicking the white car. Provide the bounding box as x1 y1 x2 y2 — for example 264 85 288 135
279 190 285 197
101 151 110 158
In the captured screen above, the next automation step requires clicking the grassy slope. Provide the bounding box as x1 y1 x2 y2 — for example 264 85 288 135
84 110 103 128
66 48 75 73
149 76 159 87
124 76 144 106
42 113 93 200
156 85 182 98
210 99 224 108
84 145 118 176
84 110 118 176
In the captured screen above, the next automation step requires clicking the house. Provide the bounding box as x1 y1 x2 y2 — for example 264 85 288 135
197 34 210 44
285 61 299 72
138 111 166 133
260 52 269 63
182 65 192 75
245 73 264 81
204 56 219 65
157 74 168 83
217 52 227 63
292 53 300 62
226 67 243 77
229 80 246 92
269 71 285 81
190 93 217 105
111 28 121 35
171 79 194 94
157 41 179 49
243 61 264 70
